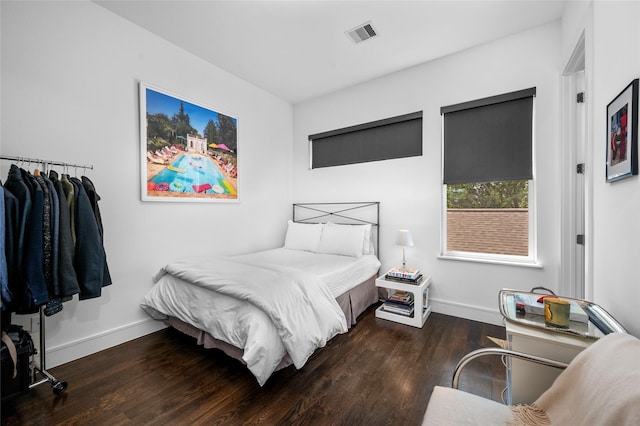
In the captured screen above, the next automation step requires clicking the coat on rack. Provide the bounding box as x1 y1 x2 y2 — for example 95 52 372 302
68 176 111 299
48 170 80 300
4 165 49 313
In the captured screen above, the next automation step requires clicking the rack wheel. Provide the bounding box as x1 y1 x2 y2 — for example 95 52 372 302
52 380 68 395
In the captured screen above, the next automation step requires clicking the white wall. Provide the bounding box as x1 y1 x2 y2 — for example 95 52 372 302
589 1 640 336
1 1 294 366
293 22 563 325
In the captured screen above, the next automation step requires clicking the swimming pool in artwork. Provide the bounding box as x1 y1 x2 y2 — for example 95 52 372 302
149 154 235 195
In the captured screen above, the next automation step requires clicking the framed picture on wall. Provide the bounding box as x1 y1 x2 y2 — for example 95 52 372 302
139 82 239 202
606 78 638 183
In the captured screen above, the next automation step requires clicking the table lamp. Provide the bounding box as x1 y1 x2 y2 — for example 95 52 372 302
395 229 414 271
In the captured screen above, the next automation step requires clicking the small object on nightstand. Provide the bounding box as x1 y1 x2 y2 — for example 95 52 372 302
395 229 414 272
544 297 571 328
386 266 421 281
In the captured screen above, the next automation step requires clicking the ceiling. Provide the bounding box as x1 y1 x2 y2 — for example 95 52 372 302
95 0 567 104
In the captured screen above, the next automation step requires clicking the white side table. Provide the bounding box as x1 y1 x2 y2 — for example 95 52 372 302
375 273 432 328
504 320 592 404
498 289 627 405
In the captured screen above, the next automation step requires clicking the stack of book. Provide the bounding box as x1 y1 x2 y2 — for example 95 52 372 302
382 289 414 317
385 267 423 284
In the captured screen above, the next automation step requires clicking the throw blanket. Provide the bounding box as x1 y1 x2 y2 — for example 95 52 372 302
152 256 348 369
508 332 640 425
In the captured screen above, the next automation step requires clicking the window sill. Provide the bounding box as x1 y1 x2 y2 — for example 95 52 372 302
438 253 543 269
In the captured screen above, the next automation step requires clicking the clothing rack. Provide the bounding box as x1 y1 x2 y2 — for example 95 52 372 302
1 155 93 395
0 155 93 174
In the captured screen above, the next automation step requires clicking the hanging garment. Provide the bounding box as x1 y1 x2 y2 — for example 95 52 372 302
81 176 111 288
38 173 64 316
3 165 31 276
69 177 107 300
32 173 64 316
2 186 20 310
0 186 10 308
2 168 27 312
61 174 75 246
48 171 79 300
42 174 60 297
15 169 49 313
33 174 54 295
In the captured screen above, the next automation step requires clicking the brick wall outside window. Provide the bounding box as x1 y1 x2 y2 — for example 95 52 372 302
447 208 528 256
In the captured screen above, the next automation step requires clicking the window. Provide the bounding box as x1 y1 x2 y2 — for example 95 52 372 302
308 111 422 168
441 88 536 263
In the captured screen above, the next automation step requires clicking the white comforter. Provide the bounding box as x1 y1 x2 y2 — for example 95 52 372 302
141 256 348 385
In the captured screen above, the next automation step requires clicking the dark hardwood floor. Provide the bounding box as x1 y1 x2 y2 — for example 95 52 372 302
1 308 505 425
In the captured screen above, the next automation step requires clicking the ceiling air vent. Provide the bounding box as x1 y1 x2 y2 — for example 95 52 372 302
346 21 378 44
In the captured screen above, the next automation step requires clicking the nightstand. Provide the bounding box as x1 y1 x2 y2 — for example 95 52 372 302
375 273 432 328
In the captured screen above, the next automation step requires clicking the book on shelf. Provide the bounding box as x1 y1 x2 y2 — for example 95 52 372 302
383 299 414 309
387 289 414 303
387 267 421 280
384 273 423 284
381 303 414 317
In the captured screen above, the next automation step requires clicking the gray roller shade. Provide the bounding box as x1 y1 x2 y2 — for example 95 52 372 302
441 88 535 184
309 111 422 168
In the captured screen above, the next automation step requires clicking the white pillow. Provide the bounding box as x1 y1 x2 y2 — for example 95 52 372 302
284 220 323 252
324 222 373 254
318 222 366 257
361 223 373 255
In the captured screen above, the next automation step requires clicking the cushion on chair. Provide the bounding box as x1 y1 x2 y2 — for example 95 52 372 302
422 386 512 425
532 332 640 426
423 332 640 426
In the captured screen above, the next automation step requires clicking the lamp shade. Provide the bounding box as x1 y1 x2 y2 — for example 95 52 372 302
395 230 414 247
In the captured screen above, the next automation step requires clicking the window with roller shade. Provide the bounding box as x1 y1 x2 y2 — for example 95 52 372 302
308 111 422 168
441 88 536 262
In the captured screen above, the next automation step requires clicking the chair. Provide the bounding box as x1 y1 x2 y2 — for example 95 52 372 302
422 332 640 425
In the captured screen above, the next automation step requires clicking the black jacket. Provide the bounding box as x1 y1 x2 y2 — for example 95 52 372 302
69 177 110 299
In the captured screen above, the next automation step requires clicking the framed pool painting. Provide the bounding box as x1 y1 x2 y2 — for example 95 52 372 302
606 79 638 183
139 82 239 202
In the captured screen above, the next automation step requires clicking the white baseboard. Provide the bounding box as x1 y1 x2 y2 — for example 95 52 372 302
41 301 503 370
45 318 166 369
430 298 504 327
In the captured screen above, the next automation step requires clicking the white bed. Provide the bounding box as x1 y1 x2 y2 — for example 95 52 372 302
141 202 381 386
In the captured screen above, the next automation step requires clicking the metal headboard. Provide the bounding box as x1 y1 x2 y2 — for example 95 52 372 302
292 202 380 255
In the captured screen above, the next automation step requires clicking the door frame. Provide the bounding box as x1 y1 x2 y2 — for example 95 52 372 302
560 32 588 299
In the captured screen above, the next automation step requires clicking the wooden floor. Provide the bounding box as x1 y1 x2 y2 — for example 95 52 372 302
1 308 505 425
